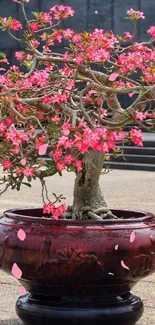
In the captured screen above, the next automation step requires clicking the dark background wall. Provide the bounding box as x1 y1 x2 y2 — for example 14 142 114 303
1 0 155 64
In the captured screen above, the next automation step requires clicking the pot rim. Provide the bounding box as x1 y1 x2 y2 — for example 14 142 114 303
3 208 155 225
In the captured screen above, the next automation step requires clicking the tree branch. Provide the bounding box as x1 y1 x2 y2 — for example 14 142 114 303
80 89 95 128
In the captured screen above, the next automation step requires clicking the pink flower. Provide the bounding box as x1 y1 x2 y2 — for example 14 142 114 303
0 121 7 133
64 139 73 149
10 65 19 73
117 51 145 74
50 5 75 20
62 92 70 102
15 166 22 175
100 108 108 118
130 129 143 146
63 51 70 62
147 26 155 38
35 134 46 150
16 103 29 114
116 131 125 141
123 32 133 40
29 22 40 32
43 202 67 220
56 204 67 215
52 149 63 161
62 121 71 133
63 29 74 39
51 115 60 124
126 9 135 15
136 10 145 19
57 136 68 147
64 154 75 164
126 9 145 20
0 75 5 83
66 79 74 90
53 30 62 43
42 96 52 104
56 161 66 172
26 54 33 61
30 70 49 87
2 159 12 169
5 118 13 126
99 142 109 153
30 40 40 48
136 112 148 121
75 53 85 65
11 146 20 155
0 17 22 30
62 129 70 136
43 202 55 215
10 19 22 30
15 51 25 61
75 160 83 171
23 166 34 177
41 12 52 23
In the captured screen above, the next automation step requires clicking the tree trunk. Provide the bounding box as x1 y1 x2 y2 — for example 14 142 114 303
72 151 107 220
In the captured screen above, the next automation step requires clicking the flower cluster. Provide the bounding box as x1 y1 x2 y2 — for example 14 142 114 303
49 5 75 20
0 17 22 30
129 129 143 147
5 128 29 146
42 92 69 104
43 203 67 220
126 9 145 20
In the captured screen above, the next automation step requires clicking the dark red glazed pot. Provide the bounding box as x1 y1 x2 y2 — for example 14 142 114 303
0 208 155 325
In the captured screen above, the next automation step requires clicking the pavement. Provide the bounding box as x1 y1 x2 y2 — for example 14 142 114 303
0 169 155 324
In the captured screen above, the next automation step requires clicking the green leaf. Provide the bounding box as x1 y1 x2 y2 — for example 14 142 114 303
22 182 32 188
21 61 33 70
113 151 119 158
136 89 150 95
32 11 43 19
7 16 13 24
20 39 29 43
0 52 5 58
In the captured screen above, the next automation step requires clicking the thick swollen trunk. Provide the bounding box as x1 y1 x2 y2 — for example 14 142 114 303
72 151 107 220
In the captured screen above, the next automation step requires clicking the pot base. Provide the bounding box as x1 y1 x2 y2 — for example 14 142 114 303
16 292 143 325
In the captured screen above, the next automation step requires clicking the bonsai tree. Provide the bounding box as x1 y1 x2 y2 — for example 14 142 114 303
0 1 155 221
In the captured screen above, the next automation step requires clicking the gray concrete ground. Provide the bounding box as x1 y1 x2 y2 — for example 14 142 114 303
0 169 155 324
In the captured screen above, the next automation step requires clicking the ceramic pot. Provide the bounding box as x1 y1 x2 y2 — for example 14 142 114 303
0 208 155 325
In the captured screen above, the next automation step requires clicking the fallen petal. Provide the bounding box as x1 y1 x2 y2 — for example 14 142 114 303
11 263 22 279
38 144 48 156
19 287 26 296
130 231 136 243
17 229 26 241
121 260 129 270
20 157 27 166
109 73 119 81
